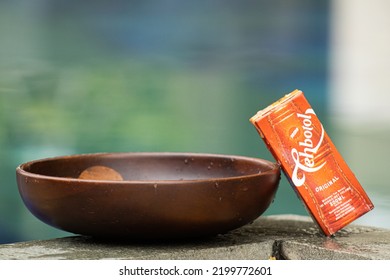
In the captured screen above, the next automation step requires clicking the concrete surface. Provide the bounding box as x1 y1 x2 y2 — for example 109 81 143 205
0 215 389 260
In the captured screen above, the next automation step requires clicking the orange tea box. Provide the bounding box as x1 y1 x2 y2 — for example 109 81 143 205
250 89 374 236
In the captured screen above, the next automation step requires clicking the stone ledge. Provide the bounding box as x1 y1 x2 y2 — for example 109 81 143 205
0 215 389 260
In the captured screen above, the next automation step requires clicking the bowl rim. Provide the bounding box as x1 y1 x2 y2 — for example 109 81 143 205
16 152 280 184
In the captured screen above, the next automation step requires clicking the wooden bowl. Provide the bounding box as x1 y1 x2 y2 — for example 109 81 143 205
16 152 280 239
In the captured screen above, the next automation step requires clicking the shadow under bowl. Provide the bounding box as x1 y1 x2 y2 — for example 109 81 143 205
16 152 280 239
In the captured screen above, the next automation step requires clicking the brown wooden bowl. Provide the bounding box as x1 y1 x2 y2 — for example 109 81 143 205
16 152 280 239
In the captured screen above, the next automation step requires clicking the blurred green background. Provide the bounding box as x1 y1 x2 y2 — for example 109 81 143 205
2 0 385 243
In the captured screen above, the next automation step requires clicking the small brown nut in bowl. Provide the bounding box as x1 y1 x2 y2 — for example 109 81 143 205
16 152 280 240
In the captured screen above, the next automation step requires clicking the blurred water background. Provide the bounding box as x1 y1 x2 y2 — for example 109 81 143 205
0 0 388 243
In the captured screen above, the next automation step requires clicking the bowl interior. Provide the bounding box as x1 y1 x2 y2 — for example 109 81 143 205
20 152 276 182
